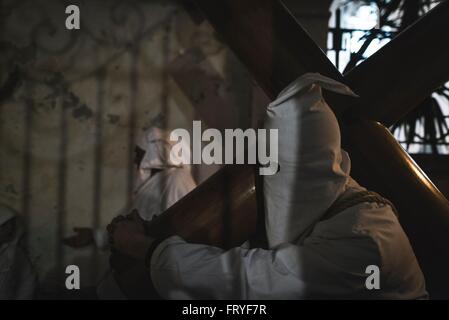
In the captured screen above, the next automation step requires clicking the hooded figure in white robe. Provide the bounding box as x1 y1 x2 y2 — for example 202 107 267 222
82 127 196 248
131 127 195 222
144 73 427 299
0 204 36 300
96 127 196 298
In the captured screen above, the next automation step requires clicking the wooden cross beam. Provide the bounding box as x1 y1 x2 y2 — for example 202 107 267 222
140 0 449 297
193 0 449 125
344 0 449 127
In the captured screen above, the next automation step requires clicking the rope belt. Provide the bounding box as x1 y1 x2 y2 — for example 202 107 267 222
322 190 399 222
299 190 398 243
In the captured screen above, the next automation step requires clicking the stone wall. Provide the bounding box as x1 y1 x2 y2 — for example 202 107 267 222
0 0 333 293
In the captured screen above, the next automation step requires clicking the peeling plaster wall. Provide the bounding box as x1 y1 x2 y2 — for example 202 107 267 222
0 0 234 291
0 0 332 293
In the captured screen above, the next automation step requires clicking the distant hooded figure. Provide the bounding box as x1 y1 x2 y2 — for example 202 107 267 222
0 204 37 300
111 73 428 299
64 127 196 249
131 127 195 222
63 127 196 299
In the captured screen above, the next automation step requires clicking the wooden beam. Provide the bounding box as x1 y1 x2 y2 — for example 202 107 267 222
192 0 449 127
344 0 449 127
342 121 449 298
147 164 258 249
192 0 343 98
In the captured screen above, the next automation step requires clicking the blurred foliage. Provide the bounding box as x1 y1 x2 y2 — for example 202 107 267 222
343 0 448 153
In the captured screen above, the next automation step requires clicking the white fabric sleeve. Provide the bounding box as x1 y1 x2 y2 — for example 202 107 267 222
149 235 380 300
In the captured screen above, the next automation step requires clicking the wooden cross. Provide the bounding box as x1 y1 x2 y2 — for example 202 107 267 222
123 0 449 298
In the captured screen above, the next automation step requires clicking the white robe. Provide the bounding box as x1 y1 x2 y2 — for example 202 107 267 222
132 167 196 222
0 237 36 300
97 128 196 299
0 206 36 300
94 128 196 247
132 126 195 222
148 74 427 299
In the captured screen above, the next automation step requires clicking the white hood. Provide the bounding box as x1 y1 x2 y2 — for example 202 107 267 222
133 127 196 221
135 127 191 186
263 73 358 247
